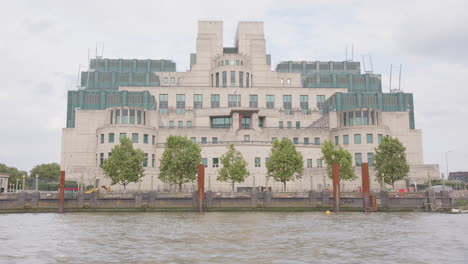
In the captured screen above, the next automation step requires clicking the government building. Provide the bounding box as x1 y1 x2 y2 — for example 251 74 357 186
61 21 439 192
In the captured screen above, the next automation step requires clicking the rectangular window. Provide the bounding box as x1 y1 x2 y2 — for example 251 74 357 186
143 153 148 167
115 109 120 124
164 77 168 84
255 157 261 167
378 134 383 143
367 153 374 166
230 71 236 86
143 134 148 144
110 110 113 124
296 121 300 129
343 135 349 144
152 135 155 145
355 111 362 125
314 137 320 145
371 111 375 125
228 94 241 107
287 121 292 128
266 95 275 109
366 134 373 144
108 133 114 143
119 133 126 140
130 109 135 124
300 95 309 115
178 121 183 128
266 157 270 164
279 121 283 128
159 94 168 114
132 133 139 143
343 112 347 126
293 137 299 144
187 121 192 128
191 137 196 143
259 118 264 128
307 159 313 168
122 109 128 124
222 71 227 87
363 111 369 125
241 116 251 129
169 121 174 128
216 72 219 87
108 152 112 158
246 72 250 87
201 137 207 144
349 111 354 126
249 95 258 108
283 95 292 115
176 94 185 114
152 154 155 167
304 138 309 145
354 134 361 144
317 95 325 114
100 153 104 165
171 77 175 84
137 110 142 124
212 137 218 144
317 159 323 168
287 78 291 85
335 136 339 145
355 153 362 166
211 116 231 128
239 71 243 87
193 94 203 110
100 134 104 144
202 158 208 168
211 94 220 108
212 158 219 168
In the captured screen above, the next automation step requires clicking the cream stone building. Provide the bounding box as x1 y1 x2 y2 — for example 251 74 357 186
61 21 438 192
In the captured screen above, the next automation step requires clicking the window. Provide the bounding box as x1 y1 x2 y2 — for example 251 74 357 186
317 95 325 114
378 134 383 143
287 121 292 128
314 137 320 145
287 78 291 85
122 109 128 124
244 135 250 142
230 71 236 86
304 138 310 145
241 116 251 129
271 137 277 143
143 134 148 144
130 109 135 124
371 111 375 125
100 153 104 165
343 112 347 126
190 137 196 143
249 95 258 108
193 94 203 110
137 110 142 124
354 134 361 144
367 153 374 166
176 94 185 114
255 157 261 167
281 78 284 84
178 121 183 128
212 137 218 144
109 133 115 143
143 153 148 167
335 136 339 145
355 111 362 125
152 135 155 145
317 159 323 167
211 94 220 108
307 159 313 168
169 121 174 128
266 95 275 109
120 133 126 140
115 109 120 124
279 121 283 128
202 158 208 168
132 133 139 143
366 134 373 144
100 134 104 144
228 94 241 107
293 137 299 144
152 154 155 167
349 111 354 126
239 71 243 87
187 121 192 128
159 94 168 114
355 153 362 166
211 116 231 128
300 95 309 115
363 111 369 125
259 118 264 128
296 121 300 129
110 110 113 124
164 77 168 84
108 152 112 158
246 72 250 87
201 137 207 144
283 95 292 115
343 135 349 145
212 158 219 168
215 72 219 87
171 77 175 84
222 71 227 87
266 157 270 164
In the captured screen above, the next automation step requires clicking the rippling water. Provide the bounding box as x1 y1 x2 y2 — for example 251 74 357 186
0 212 467 264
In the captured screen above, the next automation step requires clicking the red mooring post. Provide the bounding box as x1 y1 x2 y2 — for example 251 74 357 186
332 163 340 212
197 164 205 212
361 163 371 211
58 170 65 213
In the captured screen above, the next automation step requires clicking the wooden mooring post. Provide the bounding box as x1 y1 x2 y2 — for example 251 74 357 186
197 164 205 212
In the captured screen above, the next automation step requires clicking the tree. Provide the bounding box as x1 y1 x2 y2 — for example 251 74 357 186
266 138 304 191
374 136 410 188
100 137 145 190
30 163 60 181
0 163 28 185
217 144 249 192
159 136 201 192
321 140 357 181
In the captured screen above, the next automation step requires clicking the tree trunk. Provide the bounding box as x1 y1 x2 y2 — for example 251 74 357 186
283 181 286 192
232 181 235 192
178 183 182 192
123 183 126 190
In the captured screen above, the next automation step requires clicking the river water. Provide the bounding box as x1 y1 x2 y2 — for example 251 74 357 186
0 212 467 264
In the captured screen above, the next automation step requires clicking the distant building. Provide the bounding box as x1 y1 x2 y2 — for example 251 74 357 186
61 21 439 192
449 172 468 183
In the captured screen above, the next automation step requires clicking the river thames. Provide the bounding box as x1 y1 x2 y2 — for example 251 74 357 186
0 212 467 263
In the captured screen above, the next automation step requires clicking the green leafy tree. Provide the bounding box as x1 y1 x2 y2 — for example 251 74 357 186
0 163 28 185
159 136 202 192
374 136 410 187
321 140 357 181
100 137 145 190
30 163 60 181
217 144 249 192
266 138 304 191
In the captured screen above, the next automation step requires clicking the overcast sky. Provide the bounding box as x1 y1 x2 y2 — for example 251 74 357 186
0 0 467 175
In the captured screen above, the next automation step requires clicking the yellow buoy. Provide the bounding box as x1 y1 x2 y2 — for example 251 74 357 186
325 210 331 215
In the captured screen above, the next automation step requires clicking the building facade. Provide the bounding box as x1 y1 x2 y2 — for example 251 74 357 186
61 21 439 192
